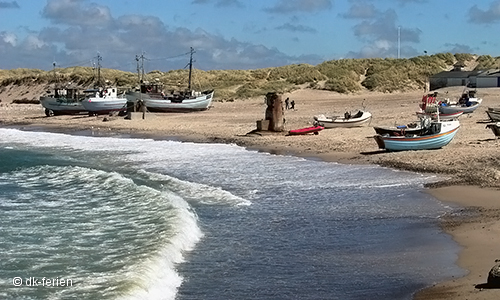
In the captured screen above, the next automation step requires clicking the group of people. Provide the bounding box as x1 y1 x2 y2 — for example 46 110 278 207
284 97 295 110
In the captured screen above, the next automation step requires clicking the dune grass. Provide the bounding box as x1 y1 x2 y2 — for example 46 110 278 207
1 53 498 101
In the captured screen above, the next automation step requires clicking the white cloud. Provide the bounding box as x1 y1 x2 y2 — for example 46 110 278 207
25 35 45 49
1 32 17 46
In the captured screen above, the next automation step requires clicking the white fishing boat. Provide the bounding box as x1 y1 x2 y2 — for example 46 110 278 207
81 54 128 115
314 110 372 128
81 87 127 115
439 100 481 114
438 89 482 114
420 91 480 115
125 48 214 112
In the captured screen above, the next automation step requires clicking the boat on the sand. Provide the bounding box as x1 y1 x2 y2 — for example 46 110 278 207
373 118 460 151
81 87 127 115
314 110 372 128
288 125 324 135
125 48 214 112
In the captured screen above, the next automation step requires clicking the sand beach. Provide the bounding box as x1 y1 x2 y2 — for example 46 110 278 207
1 85 500 299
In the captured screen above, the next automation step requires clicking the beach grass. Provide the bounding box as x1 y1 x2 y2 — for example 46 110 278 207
1 53 500 102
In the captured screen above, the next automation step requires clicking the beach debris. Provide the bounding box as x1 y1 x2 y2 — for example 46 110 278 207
487 260 500 287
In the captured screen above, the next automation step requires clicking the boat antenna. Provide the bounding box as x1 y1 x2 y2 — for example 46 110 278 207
188 47 195 91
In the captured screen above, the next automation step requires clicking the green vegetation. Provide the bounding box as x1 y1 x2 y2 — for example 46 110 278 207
475 55 500 69
1 53 498 101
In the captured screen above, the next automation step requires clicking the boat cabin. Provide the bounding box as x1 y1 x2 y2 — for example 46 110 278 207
84 87 119 98
140 84 162 94
46 87 82 102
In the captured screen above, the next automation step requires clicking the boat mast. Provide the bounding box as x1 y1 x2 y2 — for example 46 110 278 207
135 52 146 83
96 52 102 88
188 47 195 91
52 61 57 88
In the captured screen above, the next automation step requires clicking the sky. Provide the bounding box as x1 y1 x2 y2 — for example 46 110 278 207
1 0 500 73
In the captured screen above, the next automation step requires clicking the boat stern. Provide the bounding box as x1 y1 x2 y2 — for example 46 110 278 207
373 135 386 149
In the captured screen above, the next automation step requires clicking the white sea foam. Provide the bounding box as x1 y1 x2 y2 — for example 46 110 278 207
1 163 204 300
139 170 251 206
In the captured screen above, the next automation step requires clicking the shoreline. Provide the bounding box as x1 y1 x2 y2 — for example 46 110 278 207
2 87 500 299
4 123 500 299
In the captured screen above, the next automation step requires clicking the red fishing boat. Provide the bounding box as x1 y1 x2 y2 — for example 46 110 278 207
288 125 324 135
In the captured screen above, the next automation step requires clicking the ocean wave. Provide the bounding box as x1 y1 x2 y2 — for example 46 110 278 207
137 170 251 207
0 164 203 300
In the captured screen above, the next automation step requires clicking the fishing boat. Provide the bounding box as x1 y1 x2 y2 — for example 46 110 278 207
81 87 127 115
288 125 324 136
420 90 480 115
40 86 87 116
314 110 372 128
486 107 500 122
39 63 86 116
439 89 481 114
80 55 127 115
373 117 460 151
439 100 481 114
125 48 214 112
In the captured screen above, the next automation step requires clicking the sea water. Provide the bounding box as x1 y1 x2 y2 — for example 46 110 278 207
0 127 465 300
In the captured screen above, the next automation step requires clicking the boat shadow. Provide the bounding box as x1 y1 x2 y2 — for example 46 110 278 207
476 119 495 124
477 138 500 142
475 282 500 290
360 149 387 155
25 116 46 120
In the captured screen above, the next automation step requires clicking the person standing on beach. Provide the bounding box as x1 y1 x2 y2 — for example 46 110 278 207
290 100 295 110
285 97 290 110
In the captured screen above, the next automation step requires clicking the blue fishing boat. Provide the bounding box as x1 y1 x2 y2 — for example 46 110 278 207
374 119 460 151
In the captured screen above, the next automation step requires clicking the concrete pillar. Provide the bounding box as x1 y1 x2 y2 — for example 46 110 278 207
265 92 285 132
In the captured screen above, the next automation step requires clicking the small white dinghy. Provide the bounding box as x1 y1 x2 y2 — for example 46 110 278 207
314 110 372 128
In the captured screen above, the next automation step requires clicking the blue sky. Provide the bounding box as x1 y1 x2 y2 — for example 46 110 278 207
0 0 499 72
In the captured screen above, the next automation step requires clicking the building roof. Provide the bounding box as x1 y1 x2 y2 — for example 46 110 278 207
430 70 473 78
475 69 500 77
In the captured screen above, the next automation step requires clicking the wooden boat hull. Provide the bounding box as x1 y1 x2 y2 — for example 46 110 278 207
314 111 372 128
40 96 87 115
81 97 127 114
374 121 460 151
125 90 214 112
288 125 324 135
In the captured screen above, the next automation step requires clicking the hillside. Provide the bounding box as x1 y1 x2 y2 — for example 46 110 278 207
1 52 499 104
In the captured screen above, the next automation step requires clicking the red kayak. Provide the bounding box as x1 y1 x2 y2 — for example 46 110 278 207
288 125 324 135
